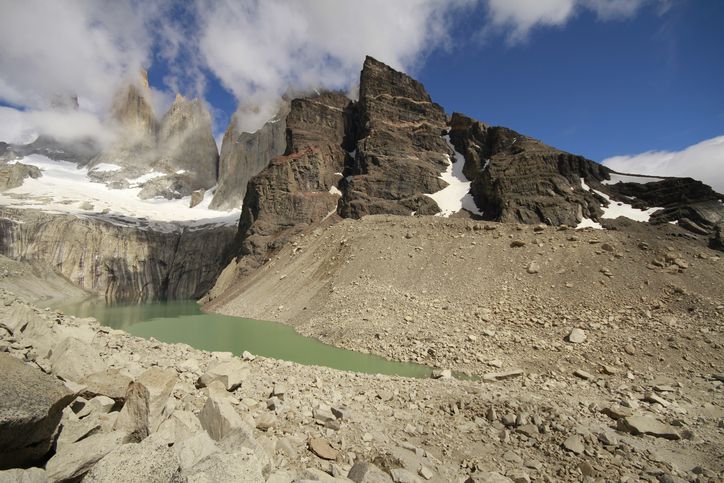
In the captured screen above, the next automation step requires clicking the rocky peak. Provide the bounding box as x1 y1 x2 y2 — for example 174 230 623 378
110 73 157 137
338 56 450 218
209 101 291 210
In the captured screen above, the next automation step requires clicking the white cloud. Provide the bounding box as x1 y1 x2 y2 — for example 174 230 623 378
195 0 475 132
484 0 649 42
602 135 724 194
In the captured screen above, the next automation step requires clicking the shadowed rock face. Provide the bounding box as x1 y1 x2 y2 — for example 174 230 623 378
232 93 350 275
0 353 75 469
339 56 449 218
210 102 290 210
448 112 609 226
0 208 235 302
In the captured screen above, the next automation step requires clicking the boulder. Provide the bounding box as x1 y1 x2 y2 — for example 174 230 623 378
348 461 393 483
113 381 150 441
49 337 106 382
198 394 252 442
176 431 219 470
82 369 133 401
45 430 125 482
308 437 339 461
0 467 46 483
617 415 681 440
0 353 75 469
196 358 249 391
184 449 264 483
156 410 204 446
83 434 182 483
137 367 177 432
566 328 587 344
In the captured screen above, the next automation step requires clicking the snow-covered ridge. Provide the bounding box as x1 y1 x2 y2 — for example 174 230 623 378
425 136 482 217
0 154 239 229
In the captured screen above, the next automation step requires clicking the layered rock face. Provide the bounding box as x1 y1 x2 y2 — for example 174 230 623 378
339 56 449 217
606 178 723 233
210 102 290 210
448 112 610 225
232 93 351 275
0 209 235 302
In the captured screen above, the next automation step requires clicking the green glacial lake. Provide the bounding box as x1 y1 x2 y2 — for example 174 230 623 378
58 300 435 378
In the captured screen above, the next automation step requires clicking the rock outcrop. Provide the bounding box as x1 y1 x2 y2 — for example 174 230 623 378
0 353 75 468
210 102 290 210
156 94 219 190
339 56 449 218
448 112 609 226
0 208 235 302
0 163 41 191
230 92 351 276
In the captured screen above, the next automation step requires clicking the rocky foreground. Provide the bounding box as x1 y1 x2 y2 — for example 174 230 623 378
1 262 722 483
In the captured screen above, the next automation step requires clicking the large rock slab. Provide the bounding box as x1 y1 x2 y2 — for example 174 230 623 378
113 381 151 441
0 353 75 469
82 368 132 401
176 431 219 470
45 430 125 482
198 394 252 442
49 337 106 382
197 358 249 391
617 415 681 440
137 367 177 432
83 434 182 483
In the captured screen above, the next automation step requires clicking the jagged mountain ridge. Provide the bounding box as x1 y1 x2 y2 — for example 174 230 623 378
208 56 722 297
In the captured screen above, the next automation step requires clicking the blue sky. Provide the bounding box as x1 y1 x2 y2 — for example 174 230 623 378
1 0 722 190
418 1 724 162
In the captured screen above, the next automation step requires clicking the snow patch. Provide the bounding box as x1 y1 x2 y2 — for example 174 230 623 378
90 163 122 173
425 136 482 217
329 186 342 196
0 154 239 228
127 171 166 187
579 177 662 223
576 218 603 230
602 173 664 185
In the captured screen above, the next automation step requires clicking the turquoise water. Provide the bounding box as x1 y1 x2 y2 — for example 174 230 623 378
58 300 435 378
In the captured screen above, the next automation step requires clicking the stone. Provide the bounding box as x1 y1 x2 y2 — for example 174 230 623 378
573 369 594 380
271 383 286 398
198 394 250 441
562 435 585 454
510 240 526 248
56 414 103 449
617 415 681 440
419 466 434 480
391 467 423 483
526 261 540 274
566 328 587 344
255 413 277 431
197 358 249 391
347 461 393 482
176 431 219 470
76 395 115 418
185 449 264 483
83 434 182 483
113 381 151 441
82 369 133 401
431 368 452 379
600 405 633 420
465 472 514 483
308 437 339 460
482 369 524 382
0 467 46 483
314 403 337 423
137 367 177 432
49 337 106 382
0 353 75 469
156 410 204 446
45 431 125 482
